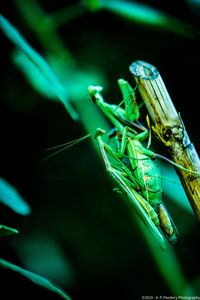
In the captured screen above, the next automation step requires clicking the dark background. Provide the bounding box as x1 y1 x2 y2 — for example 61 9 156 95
1 1 200 299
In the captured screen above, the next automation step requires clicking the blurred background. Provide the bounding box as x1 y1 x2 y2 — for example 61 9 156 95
1 0 200 299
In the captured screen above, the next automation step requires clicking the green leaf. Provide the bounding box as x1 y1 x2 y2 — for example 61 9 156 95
0 14 78 120
102 0 195 37
158 162 193 213
140 220 193 295
12 50 106 102
0 177 31 215
104 1 169 26
0 258 72 300
0 225 19 237
15 234 76 287
12 50 57 101
83 0 102 11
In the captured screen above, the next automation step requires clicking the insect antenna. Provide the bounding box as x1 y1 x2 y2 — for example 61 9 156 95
42 133 92 161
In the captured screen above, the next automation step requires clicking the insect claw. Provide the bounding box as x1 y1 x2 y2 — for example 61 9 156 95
167 232 179 245
88 86 103 102
95 128 106 139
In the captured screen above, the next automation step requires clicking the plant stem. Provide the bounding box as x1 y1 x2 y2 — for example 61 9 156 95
130 60 200 221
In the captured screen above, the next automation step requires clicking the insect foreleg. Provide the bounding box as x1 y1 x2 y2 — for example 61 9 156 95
134 130 149 142
117 78 140 122
98 133 141 190
88 86 124 132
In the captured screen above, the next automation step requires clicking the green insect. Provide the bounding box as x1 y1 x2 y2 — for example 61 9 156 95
88 79 179 247
45 78 198 249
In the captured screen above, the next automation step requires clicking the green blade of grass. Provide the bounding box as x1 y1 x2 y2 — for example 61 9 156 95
12 50 58 101
0 177 30 215
0 225 19 237
103 0 171 26
140 219 195 296
0 14 78 120
0 258 71 300
13 0 73 62
12 49 106 104
83 0 102 11
101 0 195 38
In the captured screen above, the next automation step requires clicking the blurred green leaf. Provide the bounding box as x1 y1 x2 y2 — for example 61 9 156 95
102 0 195 37
12 50 106 102
83 0 102 11
0 178 31 215
158 161 194 213
48 55 106 100
13 0 73 62
103 0 170 26
15 234 76 287
0 14 78 120
12 50 57 101
0 258 71 300
49 4 87 28
0 225 18 237
140 218 195 296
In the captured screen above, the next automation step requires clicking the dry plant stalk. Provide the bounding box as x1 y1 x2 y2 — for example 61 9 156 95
129 60 200 221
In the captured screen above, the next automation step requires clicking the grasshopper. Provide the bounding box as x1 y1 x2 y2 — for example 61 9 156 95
88 79 179 247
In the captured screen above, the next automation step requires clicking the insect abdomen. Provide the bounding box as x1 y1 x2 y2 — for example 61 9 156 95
134 152 162 211
159 203 179 245
131 189 160 226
